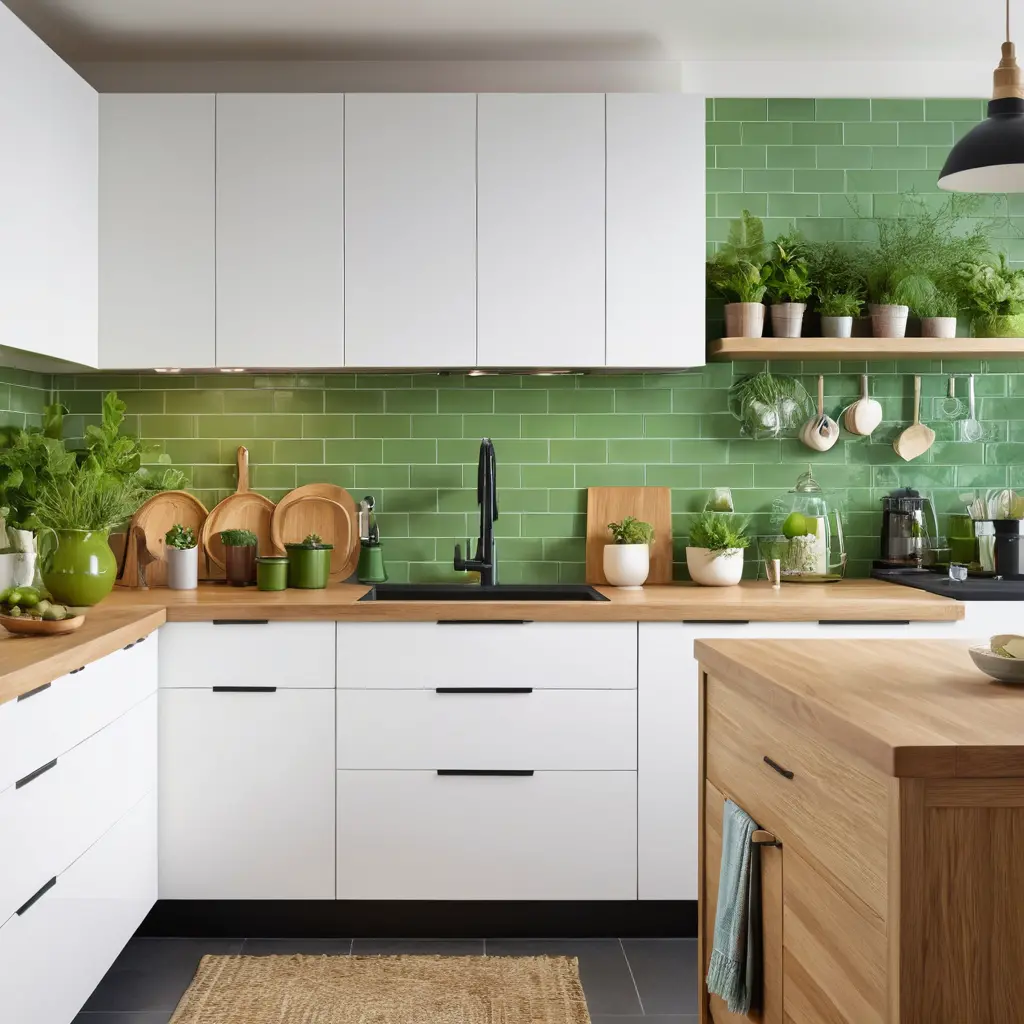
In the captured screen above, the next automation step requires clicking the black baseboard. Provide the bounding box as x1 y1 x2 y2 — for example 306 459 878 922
138 900 696 939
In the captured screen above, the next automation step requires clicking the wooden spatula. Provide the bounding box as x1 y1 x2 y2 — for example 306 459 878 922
894 375 935 462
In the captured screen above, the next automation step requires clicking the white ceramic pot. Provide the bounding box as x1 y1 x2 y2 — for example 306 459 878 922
603 543 650 589
820 315 853 338
0 552 15 593
166 545 199 590
686 546 744 587
724 302 765 338
11 553 35 588
869 303 909 338
770 302 806 339
920 316 957 339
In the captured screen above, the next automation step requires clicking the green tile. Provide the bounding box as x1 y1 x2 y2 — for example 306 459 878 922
702 464 753 487
548 490 587 514
411 414 463 437
872 146 927 169
356 465 411 489
252 414 303 438
325 438 383 463
872 99 924 121
925 99 984 121
437 439 484 464
385 538 438 562
160 439 222 464
385 390 437 413
462 414 521 438
297 464 354 488
219 439 273 464
549 389 614 413
767 193 819 217
501 489 550 513
412 464 462 488
715 98 767 121
898 121 953 146
816 99 870 121
521 465 574 488
644 464 702 487
742 169 794 192
118 390 166 415
896 169 943 194
164 390 223 414
792 169 845 193
138 414 195 438
550 440 606 463
273 440 323 463
409 513 469 538
224 390 275 413
742 121 793 145
846 169 899 192
302 414 354 438
616 389 671 413
522 414 574 438
251 465 297 489
843 122 897 146
192 465 237 490
706 145 715 169
521 513 584 538
792 121 843 145
707 121 742 144
356 374 412 390
140 374 197 390
354 414 411 438
706 169 744 193
817 145 871 169
820 193 870 218
274 390 324 414
717 192 768 217
494 389 547 413
485 440 548 463
575 413 643 438
644 414 702 438
196 373 255 390
380 490 438 513
607 439 672 462
383 439 436 464
766 146 816 168
767 98 815 121
716 146 767 169
325 390 384 413
575 465 646 487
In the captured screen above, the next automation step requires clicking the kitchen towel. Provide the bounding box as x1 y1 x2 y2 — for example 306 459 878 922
706 798 761 1015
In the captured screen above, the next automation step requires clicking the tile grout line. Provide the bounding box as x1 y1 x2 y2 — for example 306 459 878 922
618 938 645 1015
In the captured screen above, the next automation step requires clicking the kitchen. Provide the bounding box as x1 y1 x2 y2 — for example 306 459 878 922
2 0 1024 1022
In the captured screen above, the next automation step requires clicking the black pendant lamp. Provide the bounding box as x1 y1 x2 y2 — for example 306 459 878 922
939 0 1024 192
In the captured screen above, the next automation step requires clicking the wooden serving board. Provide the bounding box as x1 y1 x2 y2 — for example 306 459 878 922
585 486 672 585
126 490 208 588
200 447 276 573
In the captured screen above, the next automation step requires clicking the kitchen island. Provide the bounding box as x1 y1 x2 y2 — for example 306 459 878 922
697 637 1024 1024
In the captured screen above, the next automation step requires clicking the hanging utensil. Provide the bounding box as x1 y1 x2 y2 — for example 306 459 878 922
894 375 936 462
961 373 984 442
940 375 964 419
843 374 883 436
801 376 840 452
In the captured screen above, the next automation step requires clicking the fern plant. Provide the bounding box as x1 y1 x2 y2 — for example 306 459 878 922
607 517 654 545
707 210 770 302
688 511 751 555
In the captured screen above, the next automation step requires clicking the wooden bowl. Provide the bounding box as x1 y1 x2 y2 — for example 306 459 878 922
0 613 86 637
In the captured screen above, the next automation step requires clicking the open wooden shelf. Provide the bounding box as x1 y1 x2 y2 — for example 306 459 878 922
708 337 1024 361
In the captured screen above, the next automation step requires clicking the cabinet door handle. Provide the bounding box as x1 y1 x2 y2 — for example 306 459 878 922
16 758 57 790
435 687 533 694
763 756 794 780
817 620 911 626
435 620 531 626
682 619 751 625
212 686 277 693
752 829 781 847
17 681 51 702
436 769 535 777
69 666 85 675
16 876 56 916
213 619 270 626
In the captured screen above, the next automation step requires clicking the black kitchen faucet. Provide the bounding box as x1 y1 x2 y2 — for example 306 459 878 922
453 437 498 586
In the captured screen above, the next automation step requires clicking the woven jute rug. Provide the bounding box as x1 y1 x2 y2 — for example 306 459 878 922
169 953 592 1024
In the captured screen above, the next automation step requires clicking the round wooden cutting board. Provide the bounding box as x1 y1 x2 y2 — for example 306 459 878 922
200 447 276 571
130 490 208 587
271 484 360 583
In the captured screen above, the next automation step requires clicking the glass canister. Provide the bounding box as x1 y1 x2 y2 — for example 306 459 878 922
761 467 847 582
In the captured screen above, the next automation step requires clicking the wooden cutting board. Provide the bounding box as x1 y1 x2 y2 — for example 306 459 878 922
200 447 276 572
270 485 360 583
585 486 672 585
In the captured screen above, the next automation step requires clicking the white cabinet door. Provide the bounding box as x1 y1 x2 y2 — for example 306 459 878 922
345 94 476 368
0 3 97 367
159 688 335 899
477 94 605 368
99 94 215 369
216 94 344 368
606 94 705 369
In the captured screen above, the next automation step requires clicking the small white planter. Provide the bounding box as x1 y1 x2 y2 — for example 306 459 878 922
920 316 957 339
770 302 806 339
0 553 16 593
603 543 650 589
869 303 909 338
686 546 745 587
166 545 199 590
724 302 765 338
820 315 853 338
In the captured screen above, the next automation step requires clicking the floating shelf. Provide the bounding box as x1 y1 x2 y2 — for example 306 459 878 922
708 337 1024 361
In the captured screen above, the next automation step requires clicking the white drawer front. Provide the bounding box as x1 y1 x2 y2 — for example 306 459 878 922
336 770 637 900
338 622 637 689
0 693 156 928
0 791 157 1024
337 688 636 770
0 633 157 795
159 621 335 688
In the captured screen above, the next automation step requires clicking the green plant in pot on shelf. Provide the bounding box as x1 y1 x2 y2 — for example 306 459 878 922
286 533 334 590
806 240 866 338
956 254 1024 338
706 210 770 339
686 511 750 588
220 528 259 587
604 516 654 589
915 289 961 339
164 523 198 591
764 234 812 339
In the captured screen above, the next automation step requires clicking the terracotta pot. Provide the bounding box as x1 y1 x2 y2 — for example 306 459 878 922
820 315 853 338
920 316 957 338
869 303 909 338
724 302 765 338
686 547 744 587
770 302 806 339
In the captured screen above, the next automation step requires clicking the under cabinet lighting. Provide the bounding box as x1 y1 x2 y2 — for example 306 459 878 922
219 367 247 373
154 367 181 374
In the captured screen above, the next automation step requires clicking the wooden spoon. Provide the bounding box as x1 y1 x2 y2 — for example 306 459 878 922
894 375 935 461
801 376 840 452
843 374 883 436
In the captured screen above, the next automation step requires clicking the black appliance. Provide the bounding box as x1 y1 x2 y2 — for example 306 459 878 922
993 519 1024 579
877 488 930 568
873 566 1024 600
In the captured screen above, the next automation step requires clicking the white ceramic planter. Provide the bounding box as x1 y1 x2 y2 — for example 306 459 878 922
920 316 957 339
869 303 909 338
686 546 744 587
0 552 15 593
603 543 650 589
770 302 806 339
820 315 853 338
724 302 765 338
166 546 199 590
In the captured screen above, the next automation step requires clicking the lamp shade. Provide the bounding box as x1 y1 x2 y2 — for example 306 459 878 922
939 97 1024 192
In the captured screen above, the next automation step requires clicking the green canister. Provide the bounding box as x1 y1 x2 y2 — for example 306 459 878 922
256 556 289 591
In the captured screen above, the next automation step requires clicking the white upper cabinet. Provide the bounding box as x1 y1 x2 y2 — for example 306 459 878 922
216 94 345 368
607 94 706 369
477 94 605 368
99 94 215 369
0 3 97 367
345 94 476 368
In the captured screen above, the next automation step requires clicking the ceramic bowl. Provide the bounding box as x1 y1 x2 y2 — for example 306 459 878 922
969 645 1024 684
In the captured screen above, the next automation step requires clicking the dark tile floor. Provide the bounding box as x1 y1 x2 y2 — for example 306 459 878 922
74 936 698 1023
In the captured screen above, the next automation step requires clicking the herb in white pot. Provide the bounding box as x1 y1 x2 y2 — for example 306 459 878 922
164 523 199 590
686 511 750 587
604 516 654 589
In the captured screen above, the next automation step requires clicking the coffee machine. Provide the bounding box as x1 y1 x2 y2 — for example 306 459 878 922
876 488 933 569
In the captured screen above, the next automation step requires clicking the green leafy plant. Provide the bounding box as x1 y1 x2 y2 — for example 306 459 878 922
688 511 751 555
291 532 333 549
712 260 770 303
165 524 197 550
707 210 770 302
818 291 863 317
915 290 960 319
806 239 866 298
957 254 1024 320
220 528 258 547
0 429 77 530
34 467 147 533
607 517 654 545
764 235 812 303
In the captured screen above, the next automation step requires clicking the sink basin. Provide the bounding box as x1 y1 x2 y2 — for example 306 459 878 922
359 583 608 602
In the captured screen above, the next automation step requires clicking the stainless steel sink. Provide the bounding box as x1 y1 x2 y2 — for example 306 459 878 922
358 583 608 602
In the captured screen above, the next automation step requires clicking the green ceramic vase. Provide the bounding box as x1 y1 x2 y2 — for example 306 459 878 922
42 529 117 607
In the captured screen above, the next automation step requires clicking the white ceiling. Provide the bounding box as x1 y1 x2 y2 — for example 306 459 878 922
0 0 1013 64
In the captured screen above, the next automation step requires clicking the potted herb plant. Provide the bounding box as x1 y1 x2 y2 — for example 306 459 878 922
957 254 1024 337
686 511 750 587
286 533 333 589
764 234 812 338
165 523 198 590
817 292 863 339
806 239 867 337
707 210 770 338
604 517 654 589
916 291 960 338
220 528 259 586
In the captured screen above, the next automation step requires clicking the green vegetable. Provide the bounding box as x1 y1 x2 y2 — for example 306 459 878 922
6 605 21 617
6 590 21 606
688 511 751 555
165 523 197 550
782 512 811 539
16 588 39 608
42 604 67 621
607 517 654 546
220 528 259 548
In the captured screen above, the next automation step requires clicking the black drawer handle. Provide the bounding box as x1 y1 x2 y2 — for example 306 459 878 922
16 758 57 790
69 666 85 675
683 619 751 625
817 620 911 626
436 620 531 626
763 756 794 780
435 687 533 694
213 619 270 626
436 769 535 777
16 876 56 916
212 686 277 693
17 681 52 702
